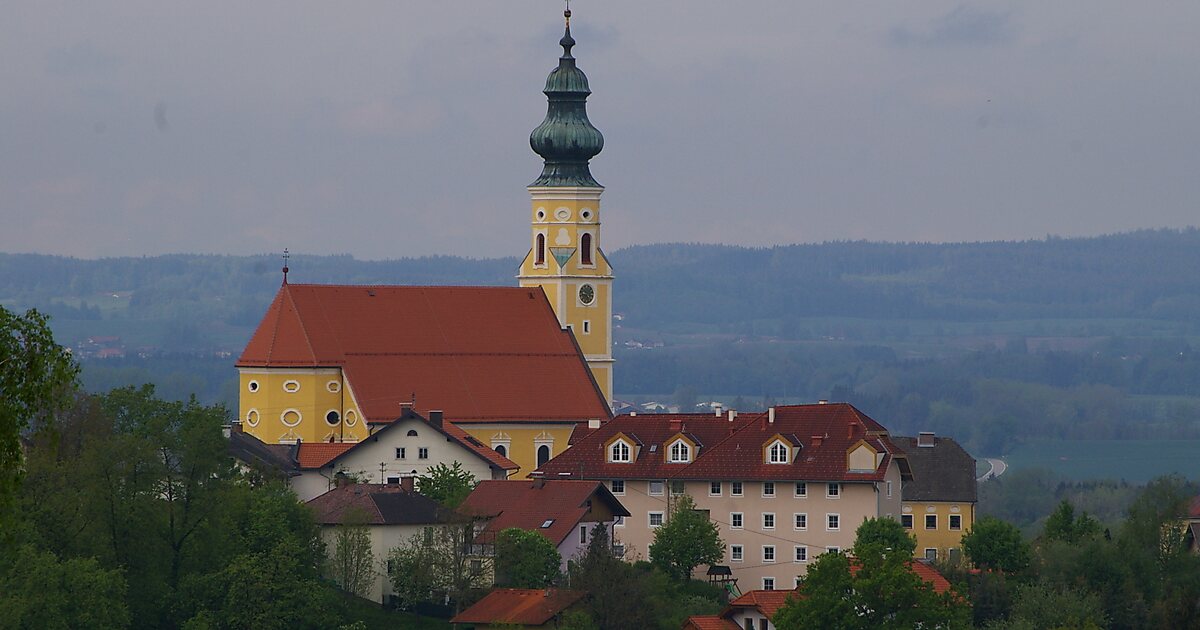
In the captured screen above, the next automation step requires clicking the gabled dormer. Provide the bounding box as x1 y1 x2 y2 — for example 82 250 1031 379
846 439 882 472
762 433 802 465
663 432 701 464
605 432 641 463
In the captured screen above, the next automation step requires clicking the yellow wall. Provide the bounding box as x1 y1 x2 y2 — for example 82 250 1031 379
517 187 614 405
238 368 368 444
457 423 578 478
903 501 975 562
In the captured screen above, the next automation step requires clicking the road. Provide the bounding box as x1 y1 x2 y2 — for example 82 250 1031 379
977 457 1008 482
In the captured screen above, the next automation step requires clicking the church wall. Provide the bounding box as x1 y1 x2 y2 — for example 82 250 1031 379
457 422 577 479
238 368 367 444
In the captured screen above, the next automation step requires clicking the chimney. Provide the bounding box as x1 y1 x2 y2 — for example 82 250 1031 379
221 424 232 439
818 399 828 405
532 478 546 490
918 432 936 448
400 476 415 492
630 411 637 417
768 407 776 424
669 418 682 432
848 420 858 440
714 404 723 417
588 418 601 429
727 410 737 423
428 410 443 429
811 435 824 447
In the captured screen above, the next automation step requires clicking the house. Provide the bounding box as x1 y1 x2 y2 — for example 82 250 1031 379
307 482 464 604
536 403 912 590
894 433 977 563
684 562 952 630
225 407 517 502
1185 496 1200 554
450 588 586 629
458 479 630 572
235 283 611 476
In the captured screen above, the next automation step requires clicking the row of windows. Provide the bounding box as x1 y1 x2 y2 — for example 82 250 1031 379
902 514 963 531
246 379 341 393
609 480 843 498
609 438 796 465
729 512 836 531
394 447 430 460
730 544 840 565
534 232 595 266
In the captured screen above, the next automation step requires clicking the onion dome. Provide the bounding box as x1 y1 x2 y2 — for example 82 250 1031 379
529 11 604 188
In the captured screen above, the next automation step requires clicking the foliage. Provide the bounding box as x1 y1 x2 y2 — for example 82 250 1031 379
1041 499 1101 543
417 461 477 508
962 516 1031 573
330 509 377 598
775 518 970 630
983 584 1107 630
387 520 491 614
0 306 78 506
0 544 130 630
494 527 561 588
647 494 725 580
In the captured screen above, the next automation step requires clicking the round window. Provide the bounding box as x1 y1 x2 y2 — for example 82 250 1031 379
245 409 260 426
580 209 592 221
578 284 595 305
248 380 260 393
345 410 357 426
325 410 340 425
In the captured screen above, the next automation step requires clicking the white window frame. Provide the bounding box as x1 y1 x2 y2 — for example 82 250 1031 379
730 544 744 563
709 481 722 496
826 546 841 554
648 511 664 528
925 548 938 561
827 513 840 531
794 513 807 530
794 545 808 563
649 480 664 496
950 514 962 531
395 447 406 459
902 514 914 529
731 481 744 497
762 512 775 530
827 482 841 498
418 447 429 460
668 440 691 463
762 577 775 591
768 440 788 464
926 514 938 530
609 440 631 463
610 479 625 495
762 481 776 498
762 545 776 563
794 482 807 498
579 525 588 544
730 512 744 529
582 320 591 334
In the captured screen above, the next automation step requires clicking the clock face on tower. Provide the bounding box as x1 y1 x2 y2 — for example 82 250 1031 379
578 284 595 305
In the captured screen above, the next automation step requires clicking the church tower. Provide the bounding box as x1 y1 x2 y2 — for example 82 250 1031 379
518 9 614 406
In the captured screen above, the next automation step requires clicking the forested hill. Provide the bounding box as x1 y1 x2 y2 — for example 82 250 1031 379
3 229 1200 343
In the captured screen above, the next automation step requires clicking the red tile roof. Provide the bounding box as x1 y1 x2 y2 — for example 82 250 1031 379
728 589 795 619
847 559 954 594
537 404 905 482
294 409 518 471
305 483 460 526
682 615 741 630
1188 495 1200 518
458 479 630 546
450 588 585 626
238 284 610 424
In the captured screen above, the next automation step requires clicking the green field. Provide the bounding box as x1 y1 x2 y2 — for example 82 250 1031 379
1003 439 1200 482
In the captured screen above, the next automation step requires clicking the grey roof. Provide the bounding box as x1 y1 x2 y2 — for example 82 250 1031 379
894 435 978 503
307 484 464 526
227 429 298 477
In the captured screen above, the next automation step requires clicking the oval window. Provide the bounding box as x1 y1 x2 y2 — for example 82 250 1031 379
283 380 301 393
281 409 302 427
345 410 358 426
326 381 341 393
245 409 260 426
248 380 260 393
325 410 340 425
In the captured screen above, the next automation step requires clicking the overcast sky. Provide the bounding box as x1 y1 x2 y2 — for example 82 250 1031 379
3 1 1198 260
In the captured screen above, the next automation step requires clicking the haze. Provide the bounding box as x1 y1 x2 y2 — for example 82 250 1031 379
3 1 1198 260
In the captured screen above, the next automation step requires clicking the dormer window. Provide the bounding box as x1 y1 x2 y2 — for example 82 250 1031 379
610 440 631 463
768 441 789 464
668 440 691 463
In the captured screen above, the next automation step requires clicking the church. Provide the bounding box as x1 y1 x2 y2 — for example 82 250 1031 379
235 11 612 477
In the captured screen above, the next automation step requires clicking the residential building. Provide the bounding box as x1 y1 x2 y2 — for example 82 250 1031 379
450 588 586 629
458 479 630 572
536 403 912 588
234 284 609 476
895 433 978 563
1185 496 1200 554
307 482 464 604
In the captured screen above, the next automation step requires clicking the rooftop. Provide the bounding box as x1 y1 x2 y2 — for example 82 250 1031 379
305 483 461 526
458 479 629 546
894 435 978 503
450 588 586 626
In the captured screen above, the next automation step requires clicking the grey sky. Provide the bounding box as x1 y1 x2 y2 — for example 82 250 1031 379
3 1 1198 259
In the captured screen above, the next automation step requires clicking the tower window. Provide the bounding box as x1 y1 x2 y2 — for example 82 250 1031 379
495 444 507 457
537 444 551 466
535 233 546 265
582 320 591 334
325 410 340 425
581 233 593 265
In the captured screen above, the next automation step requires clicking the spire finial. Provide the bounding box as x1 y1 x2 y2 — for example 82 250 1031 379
560 1 575 58
281 248 290 285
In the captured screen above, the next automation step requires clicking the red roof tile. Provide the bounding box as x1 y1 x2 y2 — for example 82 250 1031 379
728 589 795 618
683 615 741 630
238 284 610 424
847 559 954 595
537 404 900 482
306 483 460 526
458 479 630 546
450 588 585 626
1188 495 1200 518
296 442 355 468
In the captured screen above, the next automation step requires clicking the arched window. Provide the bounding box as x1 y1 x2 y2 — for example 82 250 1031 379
610 441 630 463
407 429 418 437
536 233 546 265
581 233 593 265
495 444 507 457
768 441 788 464
537 444 551 467
669 440 690 463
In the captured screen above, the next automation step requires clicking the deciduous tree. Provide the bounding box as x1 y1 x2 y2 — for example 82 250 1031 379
962 516 1031 573
417 461 476 508
495 527 561 588
648 494 724 580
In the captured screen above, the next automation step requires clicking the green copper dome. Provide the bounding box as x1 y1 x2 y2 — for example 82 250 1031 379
530 21 604 188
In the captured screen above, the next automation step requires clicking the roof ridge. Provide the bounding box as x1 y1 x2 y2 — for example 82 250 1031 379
283 284 320 364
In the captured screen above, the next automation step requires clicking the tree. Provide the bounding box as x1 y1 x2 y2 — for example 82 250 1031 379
648 494 724 580
387 519 492 614
0 544 130 630
495 527 561 588
569 524 660 630
329 509 376 598
962 516 1031 573
0 306 78 506
984 584 1107 630
775 518 970 630
417 461 477 508
1042 500 1100 544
